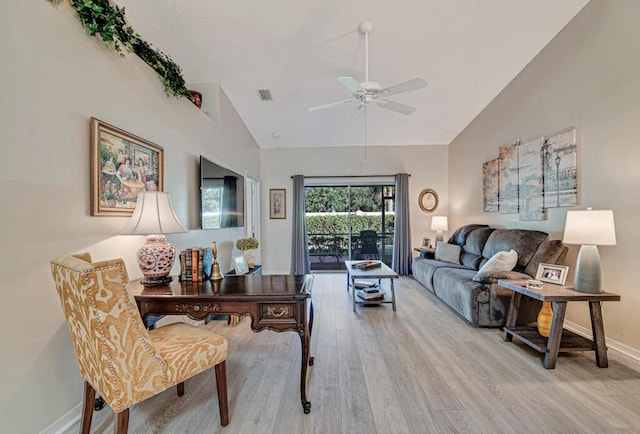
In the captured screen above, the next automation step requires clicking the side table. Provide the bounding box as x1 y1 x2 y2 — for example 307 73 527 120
498 279 620 369
413 247 435 259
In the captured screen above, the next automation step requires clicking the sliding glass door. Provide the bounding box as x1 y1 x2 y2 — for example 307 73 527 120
305 183 395 271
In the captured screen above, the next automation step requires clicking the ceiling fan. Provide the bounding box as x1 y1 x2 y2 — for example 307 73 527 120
308 21 427 115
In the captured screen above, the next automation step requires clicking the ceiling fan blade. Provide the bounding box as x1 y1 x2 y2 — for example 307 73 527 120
376 99 417 115
337 76 365 94
381 78 427 97
308 98 356 112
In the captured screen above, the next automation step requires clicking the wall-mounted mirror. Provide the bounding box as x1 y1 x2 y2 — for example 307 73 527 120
200 156 245 229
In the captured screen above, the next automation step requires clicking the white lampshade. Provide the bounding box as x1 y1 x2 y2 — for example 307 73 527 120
563 209 616 246
122 191 187 235
431 216 448 232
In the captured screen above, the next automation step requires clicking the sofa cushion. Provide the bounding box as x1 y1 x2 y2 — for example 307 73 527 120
459 227 496 269
481 229 548 272
432 267 484 324
412 257 473 292
448 224 490 246
472 270 532 284
524 239 569 277
435 242 461 264
478 250 518 273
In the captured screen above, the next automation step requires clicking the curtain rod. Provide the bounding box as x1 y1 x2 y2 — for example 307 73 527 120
290 174 410 179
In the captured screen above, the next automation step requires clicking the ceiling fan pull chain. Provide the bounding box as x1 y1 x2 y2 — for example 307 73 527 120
364 106 368 162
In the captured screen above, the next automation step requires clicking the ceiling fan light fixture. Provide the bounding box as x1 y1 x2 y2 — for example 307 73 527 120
307 21 427 115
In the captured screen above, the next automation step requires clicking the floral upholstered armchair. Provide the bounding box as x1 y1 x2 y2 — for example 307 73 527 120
50 253 229 433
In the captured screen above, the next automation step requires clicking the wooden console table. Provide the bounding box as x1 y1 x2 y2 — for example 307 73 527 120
130 274 315 413
498 279 620 369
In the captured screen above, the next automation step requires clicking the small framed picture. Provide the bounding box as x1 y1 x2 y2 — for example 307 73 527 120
269 188 286 219
422 237 431 248
535 263 569 285
233 255 249 275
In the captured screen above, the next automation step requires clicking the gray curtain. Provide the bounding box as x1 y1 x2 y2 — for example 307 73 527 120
290 175 310 274
392 173 412 275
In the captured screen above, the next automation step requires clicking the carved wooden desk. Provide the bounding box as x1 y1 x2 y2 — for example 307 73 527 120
130 274 315 413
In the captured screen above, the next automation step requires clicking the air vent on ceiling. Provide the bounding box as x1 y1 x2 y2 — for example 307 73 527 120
257 89 273 101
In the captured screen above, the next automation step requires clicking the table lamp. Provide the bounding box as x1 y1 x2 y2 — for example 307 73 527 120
562 208 616 293
431 216 448 243
121 191 188 284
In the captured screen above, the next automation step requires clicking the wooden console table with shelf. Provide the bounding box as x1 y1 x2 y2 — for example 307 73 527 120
498 279 620 369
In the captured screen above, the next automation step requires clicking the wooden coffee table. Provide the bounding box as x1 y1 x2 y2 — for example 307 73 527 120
345 261 399 312
498 279 620 369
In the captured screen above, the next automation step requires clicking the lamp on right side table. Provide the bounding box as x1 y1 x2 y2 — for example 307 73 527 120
562 208 616 293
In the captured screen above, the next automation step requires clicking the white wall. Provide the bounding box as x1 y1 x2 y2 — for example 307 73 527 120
0 1 259 432
448 0 640 353
260 145 448 274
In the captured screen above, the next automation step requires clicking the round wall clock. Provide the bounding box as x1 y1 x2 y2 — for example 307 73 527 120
418 189 439 213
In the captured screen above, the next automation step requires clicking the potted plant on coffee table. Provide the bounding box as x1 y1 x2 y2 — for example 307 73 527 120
236 237 259 268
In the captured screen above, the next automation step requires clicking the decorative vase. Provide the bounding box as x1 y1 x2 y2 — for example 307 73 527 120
137 234 175 284
243 248 257 268
537 301 553 337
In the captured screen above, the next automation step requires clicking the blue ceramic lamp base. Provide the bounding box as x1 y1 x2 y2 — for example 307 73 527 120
574 244 603 293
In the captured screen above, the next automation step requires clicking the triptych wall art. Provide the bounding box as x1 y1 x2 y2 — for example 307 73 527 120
482 127 577 221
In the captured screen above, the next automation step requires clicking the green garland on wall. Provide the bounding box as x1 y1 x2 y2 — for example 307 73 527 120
47 0 190 98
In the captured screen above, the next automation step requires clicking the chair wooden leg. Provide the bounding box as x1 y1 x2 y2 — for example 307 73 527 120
215 360 229 426
115 408 129 434
81 382 95 434
177 381 185 397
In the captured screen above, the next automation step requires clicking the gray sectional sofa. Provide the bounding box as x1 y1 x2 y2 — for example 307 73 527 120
412 224 567 327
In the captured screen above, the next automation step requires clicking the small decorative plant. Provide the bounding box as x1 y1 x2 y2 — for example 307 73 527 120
236 237 259 250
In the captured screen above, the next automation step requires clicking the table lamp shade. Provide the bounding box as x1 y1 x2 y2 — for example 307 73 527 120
122 192 187 284
563 209 616 246
563 209 616 294
431 216 448 243
121 191 188 235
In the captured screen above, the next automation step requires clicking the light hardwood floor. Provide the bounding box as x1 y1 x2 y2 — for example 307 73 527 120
68 274 640 433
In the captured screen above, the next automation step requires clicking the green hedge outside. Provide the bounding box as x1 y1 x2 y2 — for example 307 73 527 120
306 214 394 254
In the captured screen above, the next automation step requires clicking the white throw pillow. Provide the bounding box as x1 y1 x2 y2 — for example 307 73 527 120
478 250 518 273
434 242 461 264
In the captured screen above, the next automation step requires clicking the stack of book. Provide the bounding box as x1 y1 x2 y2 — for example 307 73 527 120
179 247 213 282
356 287 384 301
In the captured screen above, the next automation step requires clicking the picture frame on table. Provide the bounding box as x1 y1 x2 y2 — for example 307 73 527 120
269 188 286 219
422 237 431 248
535 263 569 285
90 117 164 216
232 255 249 275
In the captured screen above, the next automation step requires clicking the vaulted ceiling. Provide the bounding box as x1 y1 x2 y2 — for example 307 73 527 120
114 0 589 149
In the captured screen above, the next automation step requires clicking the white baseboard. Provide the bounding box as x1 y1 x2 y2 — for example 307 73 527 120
40 403 81 434
564 320 640 363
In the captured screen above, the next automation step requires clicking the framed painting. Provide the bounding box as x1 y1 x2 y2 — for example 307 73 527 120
90 118 164 216
518 136 546 221
543 128 578 208
498 142 519 214
269 188 286 219
482 158 499 212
